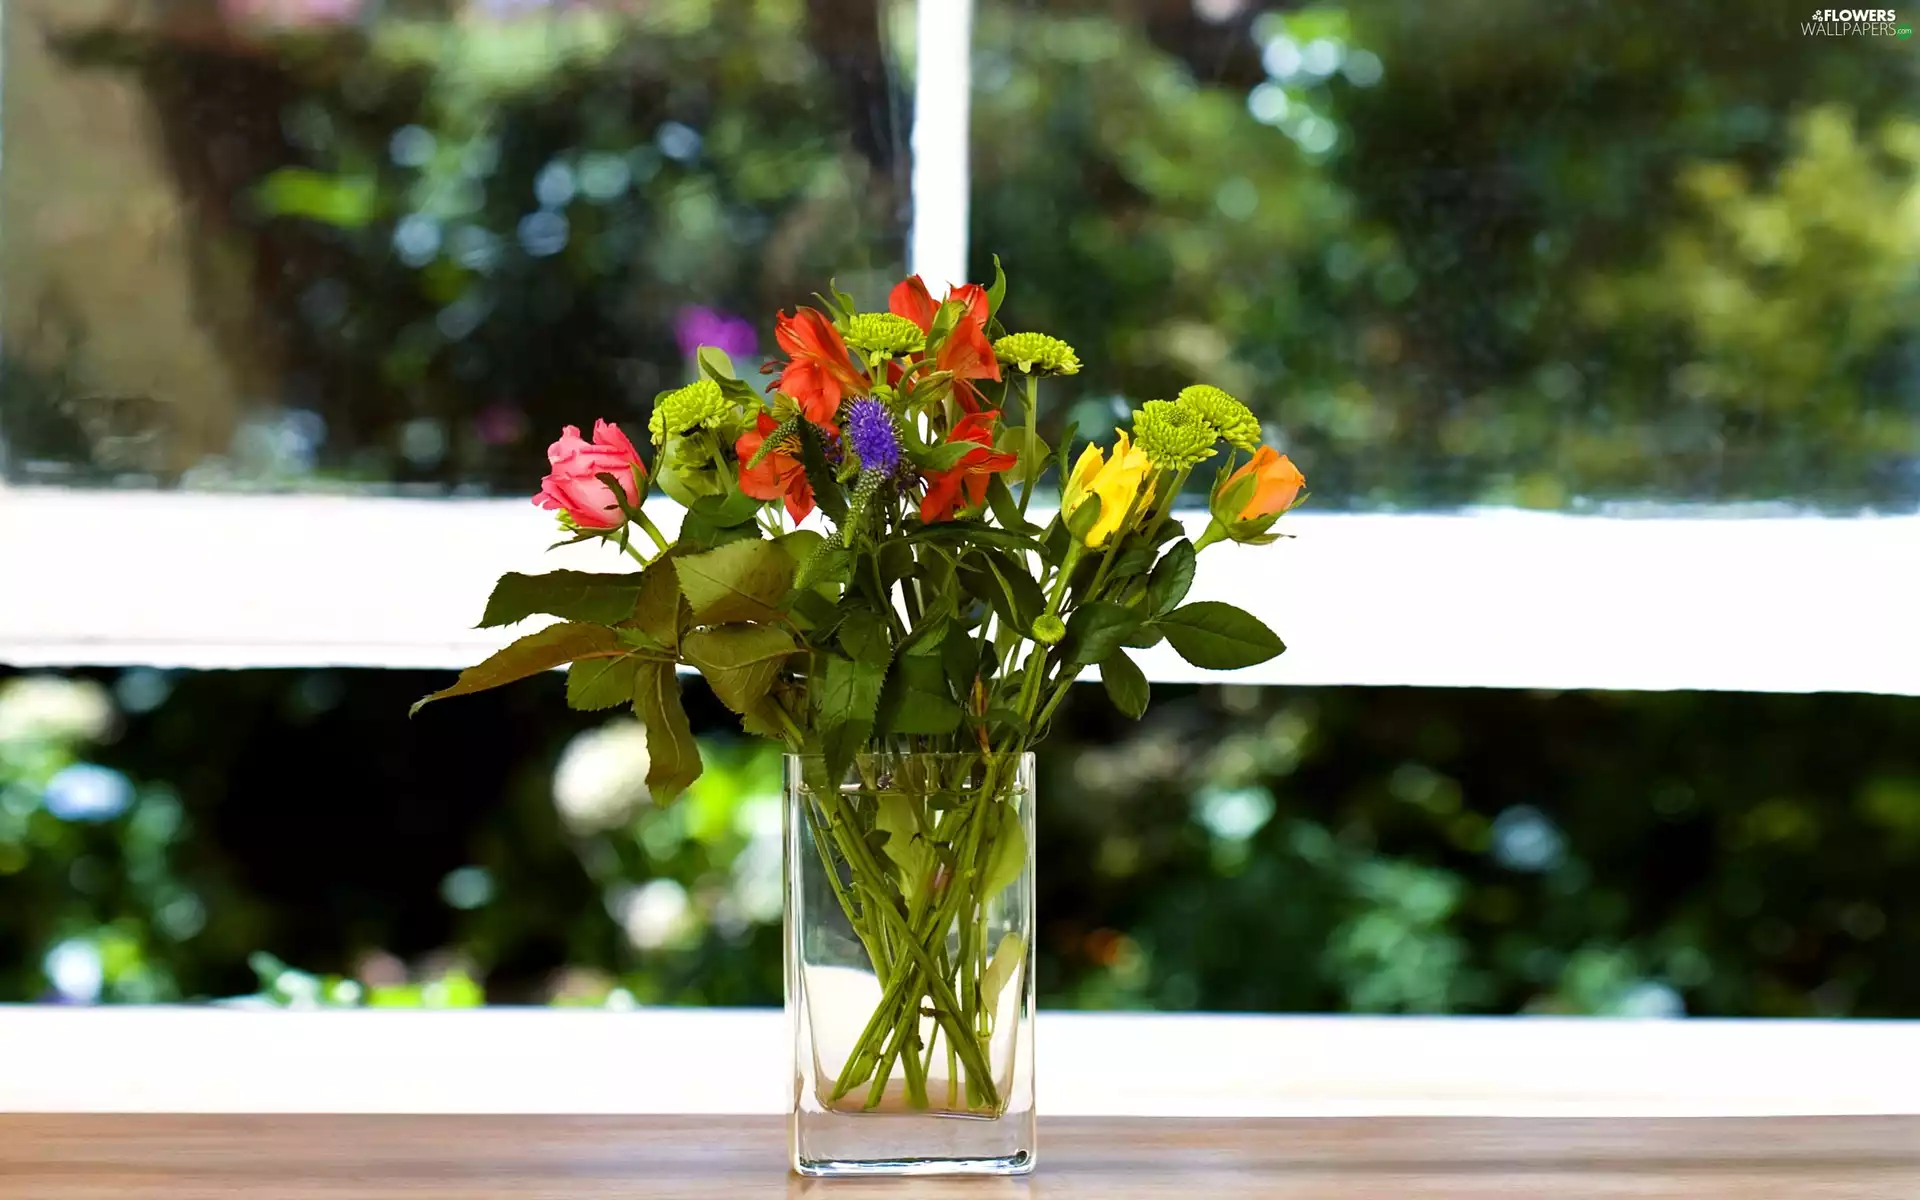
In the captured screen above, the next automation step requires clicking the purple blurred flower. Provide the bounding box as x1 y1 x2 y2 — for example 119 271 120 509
844 398 900 475
674 305 758 364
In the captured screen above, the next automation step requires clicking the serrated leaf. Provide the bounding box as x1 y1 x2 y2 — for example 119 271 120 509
478 570 644 629
567 655 642 711
632 661 702 803
677 538 795 626
816 654 886 784
838 608 892 667
682 624 798 718
1145 539 1196 617
1098 649 1149 719
1158 601 1286 670
411 623 622 716
1120 622 1165 650
1062 601 1142 668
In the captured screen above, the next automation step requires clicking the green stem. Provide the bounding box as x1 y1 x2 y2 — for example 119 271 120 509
1018 373 1041 520
632 509 672 555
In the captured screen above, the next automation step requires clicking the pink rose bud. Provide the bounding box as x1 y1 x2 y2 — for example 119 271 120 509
531 419 647 529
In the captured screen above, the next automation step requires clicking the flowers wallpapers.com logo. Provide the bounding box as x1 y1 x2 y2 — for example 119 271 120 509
1801 7 1910 33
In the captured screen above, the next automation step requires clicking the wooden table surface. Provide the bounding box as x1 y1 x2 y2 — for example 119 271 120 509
5 1115 1918 1199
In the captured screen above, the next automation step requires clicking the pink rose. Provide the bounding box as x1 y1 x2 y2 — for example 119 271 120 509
531 419 647 529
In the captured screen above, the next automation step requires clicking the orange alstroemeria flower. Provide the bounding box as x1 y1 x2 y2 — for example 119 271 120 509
736 412 816 524
770 307 865 427
889 277 1002 412
920 410 1018 523
1226 446 1305 520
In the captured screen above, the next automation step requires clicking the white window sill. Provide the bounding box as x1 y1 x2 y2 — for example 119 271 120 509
3 487 1917 693
4 1007 1917 1117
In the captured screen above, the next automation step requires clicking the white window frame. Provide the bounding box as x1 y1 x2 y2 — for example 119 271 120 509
5 1006 1919 1116
1 0 1916 698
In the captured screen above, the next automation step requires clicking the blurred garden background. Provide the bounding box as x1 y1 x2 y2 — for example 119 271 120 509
1 0 1917 1013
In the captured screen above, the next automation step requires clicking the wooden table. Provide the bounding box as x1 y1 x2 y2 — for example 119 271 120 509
5 1115 1918 1198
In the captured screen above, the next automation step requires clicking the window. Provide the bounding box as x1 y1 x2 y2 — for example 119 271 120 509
2 0 1917 1021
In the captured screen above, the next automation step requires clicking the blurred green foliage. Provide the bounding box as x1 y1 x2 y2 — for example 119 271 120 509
4 667 1917 1018
17 0 1915 505
973 0 1919 508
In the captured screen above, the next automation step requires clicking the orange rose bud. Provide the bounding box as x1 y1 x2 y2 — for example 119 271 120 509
1227 446 1304 521
1197 445 1305 550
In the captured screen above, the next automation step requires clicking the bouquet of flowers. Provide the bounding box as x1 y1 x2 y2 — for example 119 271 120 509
415 262 1302 1121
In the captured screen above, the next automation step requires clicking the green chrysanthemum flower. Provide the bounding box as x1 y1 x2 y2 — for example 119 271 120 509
1131 399 1218 471
648 379 731 444
844 312 925 356
994 332 1082 376
1177 384 1261 452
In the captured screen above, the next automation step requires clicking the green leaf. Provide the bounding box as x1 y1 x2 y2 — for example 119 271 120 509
632 661 702 803
912 440 980 473
878 540 917 589
957 551 1044 637
985 253 1007 316
695 344 736 381
629 556 684 651
478 570 644 629
1098 649 1150 719
942 619 984 695
909 519 1042 555
777 529 825 569
1120 622 1166 650
985 473 1025 532
798 422 848 523
979 797 1027 899
1158 601 1287 670
677 538 795 626
411 623 621 716
838 608 892 667
1062 601 1142 668
1145 540 1197 617
980 932 1024 1020
816 654 887 784
680 490 764 549
877 653 963 737
682 624 798 718
567 656 643 711
1065 493 1103 543
875 792 931 881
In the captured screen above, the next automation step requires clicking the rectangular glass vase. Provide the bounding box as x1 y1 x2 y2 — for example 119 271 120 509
784 752 1036 1177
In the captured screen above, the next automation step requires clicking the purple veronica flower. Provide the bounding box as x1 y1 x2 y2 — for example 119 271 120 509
674 305 758 363
844 398 900 474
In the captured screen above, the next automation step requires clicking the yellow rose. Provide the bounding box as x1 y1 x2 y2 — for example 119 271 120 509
1062 431 1155 548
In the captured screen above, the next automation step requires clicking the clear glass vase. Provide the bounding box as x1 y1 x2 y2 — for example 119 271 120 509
784 752 1036 1177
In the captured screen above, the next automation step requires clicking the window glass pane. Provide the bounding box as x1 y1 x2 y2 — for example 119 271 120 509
4 665 1917 1016
971 1 1919 510
1 0 909 492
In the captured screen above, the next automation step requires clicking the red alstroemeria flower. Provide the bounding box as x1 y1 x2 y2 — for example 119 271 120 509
770 307 864 427
888 276 1001 412
920 410 1018 523
736 412 816 524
